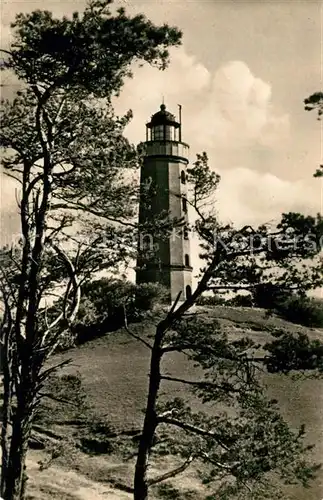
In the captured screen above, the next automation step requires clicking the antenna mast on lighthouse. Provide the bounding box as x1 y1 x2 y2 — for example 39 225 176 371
178 104 182 142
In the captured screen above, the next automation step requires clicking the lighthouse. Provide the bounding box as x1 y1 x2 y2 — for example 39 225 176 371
136 104 193 303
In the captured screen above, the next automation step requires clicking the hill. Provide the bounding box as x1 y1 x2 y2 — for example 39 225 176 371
10 306 323 499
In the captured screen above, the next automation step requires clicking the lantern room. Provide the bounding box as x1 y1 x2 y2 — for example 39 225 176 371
146 104 182 142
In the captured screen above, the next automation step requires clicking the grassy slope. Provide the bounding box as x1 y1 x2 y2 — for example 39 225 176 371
28 306 323 499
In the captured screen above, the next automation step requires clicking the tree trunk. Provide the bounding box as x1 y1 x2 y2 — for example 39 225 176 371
3 426 24 499
1 329 13 497
3 415 30 500
133 325 164 500
3 386 33 500
133 410 156 500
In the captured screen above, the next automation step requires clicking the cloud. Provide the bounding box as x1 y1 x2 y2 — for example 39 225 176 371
216 167 321 227
115 52 290 153
208 60 272 131
189 60 290 149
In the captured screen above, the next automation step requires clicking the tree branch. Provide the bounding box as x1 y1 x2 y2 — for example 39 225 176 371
51 243 81 324
38 392 79 407
160 375 241 393
38 359 72 384
157 416 231 451
51 202 137 228
166 291 182 318
147 455 194 486
123 305 153 350
200 451 237 470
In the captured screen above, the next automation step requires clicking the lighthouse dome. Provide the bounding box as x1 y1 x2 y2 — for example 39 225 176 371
149 104 178 127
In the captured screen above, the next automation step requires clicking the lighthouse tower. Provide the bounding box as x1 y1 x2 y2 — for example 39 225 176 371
136 104 193 303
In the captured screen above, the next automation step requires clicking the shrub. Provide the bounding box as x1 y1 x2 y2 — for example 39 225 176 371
226 293 254 307
196 294 226 306
276 295 323 328
34 373 89 425
251 284 323 327
78 416 115 455
79 278 135 321
134 282 169 311
62 278 169 345
156 483 196 500
78 278 167 319
252 283 291 310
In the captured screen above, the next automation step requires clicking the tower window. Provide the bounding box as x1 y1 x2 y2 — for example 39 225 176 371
183 227 189 240
182 197 187 212
180 170 186 184
152 125 164 140
184 254 190 267
186 285 192 299
165 125 175 140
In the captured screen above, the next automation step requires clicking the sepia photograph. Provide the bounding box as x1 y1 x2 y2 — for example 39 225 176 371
0 1 322 499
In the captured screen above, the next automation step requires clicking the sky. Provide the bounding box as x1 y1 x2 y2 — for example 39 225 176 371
0 0 322 280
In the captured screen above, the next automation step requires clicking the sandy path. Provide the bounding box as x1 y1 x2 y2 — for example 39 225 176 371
25 450 132 500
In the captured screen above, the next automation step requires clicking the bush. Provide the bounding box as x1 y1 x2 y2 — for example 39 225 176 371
252 283 291 310
79 278 135 321
276 295 323 328
34 373 89 425
156 483 196 500
196 294 226 306
251 284 323 327
79 278 167 318
226 293 254 307
78 416 116 455
134 282 169 311
65 278 169 345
